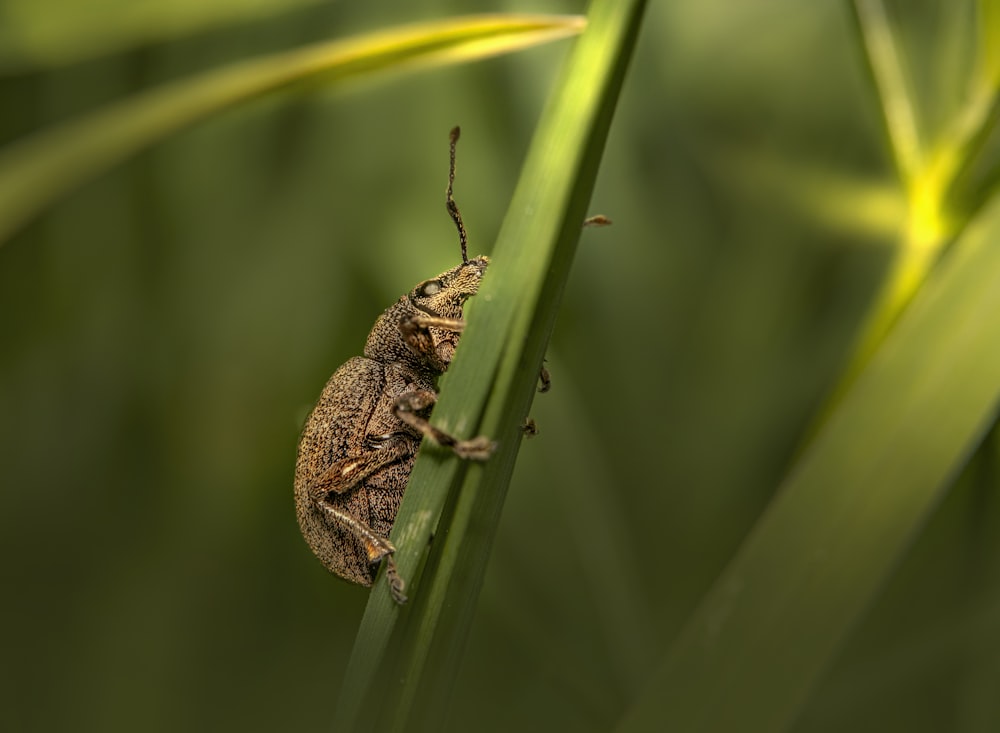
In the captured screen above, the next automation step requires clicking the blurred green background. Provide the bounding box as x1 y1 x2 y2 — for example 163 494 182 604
1 1 998 731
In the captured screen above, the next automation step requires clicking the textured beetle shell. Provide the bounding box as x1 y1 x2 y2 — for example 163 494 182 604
293 256 488 587
294 358 432 585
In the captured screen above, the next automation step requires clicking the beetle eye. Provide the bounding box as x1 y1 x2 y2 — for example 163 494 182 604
418 280 442 297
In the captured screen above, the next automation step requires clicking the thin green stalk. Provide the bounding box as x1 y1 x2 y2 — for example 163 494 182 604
833 1 1000 399
334 1 647 730
0 14 584 246
616 194 1000 732
979 0 1000 87
851 0 923 182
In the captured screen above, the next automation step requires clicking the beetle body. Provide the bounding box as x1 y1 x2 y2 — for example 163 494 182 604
294 256 489 591
293 127 492 602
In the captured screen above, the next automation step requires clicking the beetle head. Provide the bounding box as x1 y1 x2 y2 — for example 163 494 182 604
408 255 488 320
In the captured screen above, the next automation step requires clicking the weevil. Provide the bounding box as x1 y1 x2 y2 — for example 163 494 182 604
294 127 494 604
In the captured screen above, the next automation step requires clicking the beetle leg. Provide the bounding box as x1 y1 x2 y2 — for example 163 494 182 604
393 390 495 460
308 435 411 498
404 313 465 332
399 313 465 371
314 500 395 563
384 555 408 604
537 363 551 393
314 498 407 604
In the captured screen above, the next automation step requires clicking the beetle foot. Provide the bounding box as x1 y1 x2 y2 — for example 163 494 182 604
385 555 408 604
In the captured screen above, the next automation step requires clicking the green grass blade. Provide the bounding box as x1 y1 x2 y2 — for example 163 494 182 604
334 0 646 730
979 0 1000 87
0 14 584 247
851 0 923 182
0 0 327 71
939 1 1000 217
616 195 1000 733
831 1 1000 405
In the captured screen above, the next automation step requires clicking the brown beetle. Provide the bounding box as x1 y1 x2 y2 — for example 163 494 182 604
294 127 494 603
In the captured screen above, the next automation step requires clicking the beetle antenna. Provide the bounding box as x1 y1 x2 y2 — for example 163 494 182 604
447 126 469 264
